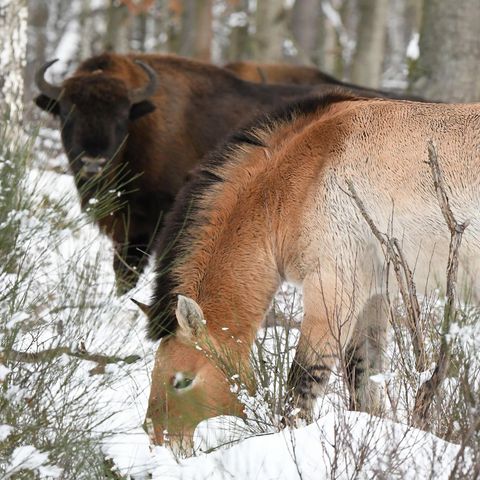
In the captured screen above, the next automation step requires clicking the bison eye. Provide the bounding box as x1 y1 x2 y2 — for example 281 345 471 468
171 372 194 390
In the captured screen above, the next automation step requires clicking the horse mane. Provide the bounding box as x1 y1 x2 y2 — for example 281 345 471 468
147 91 361 340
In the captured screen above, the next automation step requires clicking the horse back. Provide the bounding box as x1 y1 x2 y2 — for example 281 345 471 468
280 99 480 298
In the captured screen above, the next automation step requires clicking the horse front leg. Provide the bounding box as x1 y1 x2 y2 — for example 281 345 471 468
286 271 358 424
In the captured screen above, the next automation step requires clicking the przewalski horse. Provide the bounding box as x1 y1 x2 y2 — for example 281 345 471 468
144 94 480 447
35 53 422 293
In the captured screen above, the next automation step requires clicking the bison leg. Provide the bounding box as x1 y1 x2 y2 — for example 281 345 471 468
113 236 151 294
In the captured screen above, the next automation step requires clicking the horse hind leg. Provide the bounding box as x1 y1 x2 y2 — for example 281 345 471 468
345 294 387 414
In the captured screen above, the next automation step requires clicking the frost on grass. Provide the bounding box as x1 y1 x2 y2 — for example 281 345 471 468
1 129 154 478
4 445 62 480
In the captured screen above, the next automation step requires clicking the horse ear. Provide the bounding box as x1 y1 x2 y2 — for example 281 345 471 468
131 298 151 317
176 295 206 338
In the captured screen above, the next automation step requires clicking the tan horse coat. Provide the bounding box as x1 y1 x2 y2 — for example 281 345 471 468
146 95 480 447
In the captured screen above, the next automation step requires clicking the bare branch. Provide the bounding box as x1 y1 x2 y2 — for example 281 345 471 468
412 141 469 428
345 179 427 371
2 346 141 376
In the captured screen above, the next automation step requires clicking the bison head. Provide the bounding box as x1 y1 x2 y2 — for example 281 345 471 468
34 59 157 180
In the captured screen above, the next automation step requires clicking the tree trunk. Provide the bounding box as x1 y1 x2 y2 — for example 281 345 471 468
321 0 347 78
226 0 251 62
384 0 408 87
290 0 321 65
25 0 48 110
166 0 182 54
350 0 388 88
410 0 480 102
405 0 423 37
322 0 354 79
0 0 28 129
104 0 130 53
179 0 213 61
253 0 287 62
132 12 148 51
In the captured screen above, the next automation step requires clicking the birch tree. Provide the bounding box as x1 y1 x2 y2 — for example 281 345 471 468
0 0 27 132
25 0 48 107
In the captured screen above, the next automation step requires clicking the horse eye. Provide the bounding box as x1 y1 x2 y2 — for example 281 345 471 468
171 373 193 390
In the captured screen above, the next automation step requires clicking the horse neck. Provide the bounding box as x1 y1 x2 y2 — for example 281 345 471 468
176 217 282 346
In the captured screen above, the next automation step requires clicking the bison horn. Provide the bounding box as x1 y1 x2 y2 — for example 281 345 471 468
130 61 158 104
35 59 62 100
131 298 152 316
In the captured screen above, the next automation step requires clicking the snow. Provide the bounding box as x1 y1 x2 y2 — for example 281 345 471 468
4 445 62 479
103 429 158 480
0 425 13 441
0 364 10 381
5 311 29 330
369 371 396 384
407 32 420 60
227 12 248 28
141 412 468 480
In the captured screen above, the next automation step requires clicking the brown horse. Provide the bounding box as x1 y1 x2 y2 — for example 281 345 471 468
144 94 480 448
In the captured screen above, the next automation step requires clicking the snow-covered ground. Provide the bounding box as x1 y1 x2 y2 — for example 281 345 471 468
149 412 470 480
1 129 476 479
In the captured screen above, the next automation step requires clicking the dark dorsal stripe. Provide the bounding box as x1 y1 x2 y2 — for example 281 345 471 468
148 92 361 340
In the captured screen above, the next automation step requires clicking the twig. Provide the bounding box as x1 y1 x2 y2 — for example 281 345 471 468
345 180 427 371
2 346 141 375
412 141 469 428
448 414 480 479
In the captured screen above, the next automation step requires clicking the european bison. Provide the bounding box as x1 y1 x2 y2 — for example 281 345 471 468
225 60 424 100
225 60 346 85
35 52 420 292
